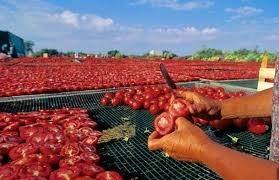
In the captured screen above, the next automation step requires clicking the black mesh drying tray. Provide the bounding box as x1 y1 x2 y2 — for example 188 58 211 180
0 82 271 180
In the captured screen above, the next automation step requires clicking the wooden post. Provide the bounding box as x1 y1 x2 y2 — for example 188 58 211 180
257 55 276 91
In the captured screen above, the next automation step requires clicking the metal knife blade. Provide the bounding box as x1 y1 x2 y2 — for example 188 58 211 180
159 63 177 89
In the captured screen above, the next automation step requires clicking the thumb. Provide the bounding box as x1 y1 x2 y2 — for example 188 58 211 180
175 117 193 130
148 132 163 151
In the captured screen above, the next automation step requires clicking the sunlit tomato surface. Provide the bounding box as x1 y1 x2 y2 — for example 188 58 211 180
95 171 123 180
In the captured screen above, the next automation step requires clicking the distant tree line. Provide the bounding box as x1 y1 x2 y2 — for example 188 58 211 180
25 41 278 62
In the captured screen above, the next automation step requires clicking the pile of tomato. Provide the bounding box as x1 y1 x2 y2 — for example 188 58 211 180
0 57 261 97
0 108 122 180
101 85 270 135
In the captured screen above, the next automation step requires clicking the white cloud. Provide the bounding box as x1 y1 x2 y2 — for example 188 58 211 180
50 10 113 30
271 17 279 24
265 35 279 41
225 6 263 20
130 0 214 11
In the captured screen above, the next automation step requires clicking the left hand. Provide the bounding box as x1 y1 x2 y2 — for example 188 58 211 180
148 117 213 162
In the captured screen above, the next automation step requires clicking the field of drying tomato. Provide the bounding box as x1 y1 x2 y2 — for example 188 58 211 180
0 57 261 97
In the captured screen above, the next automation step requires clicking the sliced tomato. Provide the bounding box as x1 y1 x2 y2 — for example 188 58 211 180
19 162 51 177
154 112 175 135
0 164 20 180
79 144 96 153
44 124 63 133
77 163 104 176
101 97 110 106
0 121 7 130
79 127 94 137
3 122 20 132
233 118 248 129
12 155 38 166
19 177 47 180
19 126 43 140
48 154 62 165
60 143 80 157
95 171 123 180
49 167 80 180
0 142 18 155
59 156 81 168
80 152 100 164
168 98 190 118
26 132 46 145
247 118 269 135
9 143 38 160
82 136 98 146
40 142 63 155
63 120 81 129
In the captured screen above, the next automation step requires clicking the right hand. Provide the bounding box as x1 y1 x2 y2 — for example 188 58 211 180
176 90 222 119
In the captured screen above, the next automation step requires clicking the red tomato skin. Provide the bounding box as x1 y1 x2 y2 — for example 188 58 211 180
209 119 232 130
59 156 81 168
154 112 175 135
18 162 51 178
77 163 104 176
233 118 248 129
49 166 80 180
80 152 100 164
100 97 109 106
143 101 151 109
95 171 123 180
111 97 121 107
149 104 160 115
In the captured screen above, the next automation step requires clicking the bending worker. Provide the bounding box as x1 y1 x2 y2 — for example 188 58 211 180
148 73 279 179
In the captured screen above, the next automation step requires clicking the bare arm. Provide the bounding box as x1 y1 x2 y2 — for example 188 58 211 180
201 141 279 180
221 88 273 119
177 88 273 120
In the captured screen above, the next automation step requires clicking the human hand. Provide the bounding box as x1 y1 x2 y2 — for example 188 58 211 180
176 91 222 119
148 117 213 162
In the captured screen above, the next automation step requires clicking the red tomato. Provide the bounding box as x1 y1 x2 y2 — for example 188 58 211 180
209 119 232 130
60 143 80 157
19 162 51 177
3 122 20 132
143 93 154 101
168 98 190 118
44 124 63 134
26 132 46 144
101 97 109 106
49 167 80 180
149 104 160 115
48 154 61 165
82 136 98 146
162 86 171 93
2 134 22 143
158 101 166 110
40 142 63 155
9 143 38 160
130 100 142 110
0 164 20 179
19 126 43 140
143 101 151 109
154 112 175 135
127 88 136 95
233 118 248 129
59 156 81 168
164 93 172 100
79 144 96 153
104 93 114 100
77 163 104 176
198 118 209 125
96 171 123 180
0 142 18 155
80 152 100 164
111 97 121 107
247 119 269 135
0 121 7 130
79 127 94 136
63 120 81 129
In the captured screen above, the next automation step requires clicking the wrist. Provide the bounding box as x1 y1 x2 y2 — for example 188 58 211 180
199 141 220 164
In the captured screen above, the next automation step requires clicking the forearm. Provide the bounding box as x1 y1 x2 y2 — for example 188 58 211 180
200 142 279 180
221 88 273 119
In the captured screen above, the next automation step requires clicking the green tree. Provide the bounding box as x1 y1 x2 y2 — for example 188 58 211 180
162 50 177 59
34 48 59 57
107 50 120 57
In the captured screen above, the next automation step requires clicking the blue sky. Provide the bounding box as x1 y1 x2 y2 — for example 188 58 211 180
0 0 278 55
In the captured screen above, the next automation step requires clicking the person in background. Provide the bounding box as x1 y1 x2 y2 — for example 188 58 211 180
148 61 279 179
